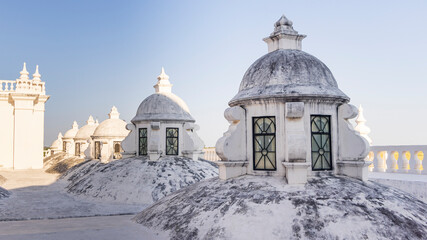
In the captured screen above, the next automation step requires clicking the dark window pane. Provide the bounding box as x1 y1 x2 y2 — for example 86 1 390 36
253 117 276 171
311 115 332 171
139 128 148 155
166 128 178 155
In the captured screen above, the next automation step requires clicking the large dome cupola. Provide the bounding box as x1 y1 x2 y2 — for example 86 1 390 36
229 15 349 105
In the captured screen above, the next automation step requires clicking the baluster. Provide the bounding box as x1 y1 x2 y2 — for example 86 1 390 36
413 151 424 174
376 151 388 172
389 151 399 173
400 151 411 173
367 151 374 172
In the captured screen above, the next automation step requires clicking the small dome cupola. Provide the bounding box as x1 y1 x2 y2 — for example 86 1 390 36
131 68 194 123
263 14 306 52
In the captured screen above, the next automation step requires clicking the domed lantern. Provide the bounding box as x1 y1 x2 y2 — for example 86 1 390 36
121 68 204 161
74 115 98 159
216 15 370 183
49 132 63 155
90 106 129 162
62 121 79 156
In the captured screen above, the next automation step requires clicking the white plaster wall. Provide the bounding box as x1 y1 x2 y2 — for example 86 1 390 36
62 138 75 157
242 100 340 177
0 96 14 168
303 101 340 176
134 121 188 157
91 136 126 162
244 101 287 177
12 95 45 169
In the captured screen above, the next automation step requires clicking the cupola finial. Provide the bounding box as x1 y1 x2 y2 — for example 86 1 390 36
263 14 306 52
87 115 95 125
72 121 79 130
154 67 173 93
109 106 120 119
32 65 41 81
19 62 29 80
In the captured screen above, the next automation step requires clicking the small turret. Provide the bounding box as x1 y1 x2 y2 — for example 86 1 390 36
72 121 79 129
154 67 173 93
32 65 41 82
19 62 29 80
108 106 120 119
87 115 95 125
263 14 306 52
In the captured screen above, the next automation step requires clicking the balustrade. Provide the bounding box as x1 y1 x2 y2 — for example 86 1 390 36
368 145 425 175
0 79 45 94
203 147 221 161
0 80 16 92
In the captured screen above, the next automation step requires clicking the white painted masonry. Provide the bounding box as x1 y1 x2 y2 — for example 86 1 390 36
122 68 204 161
216 15 369 183
0 63 49 169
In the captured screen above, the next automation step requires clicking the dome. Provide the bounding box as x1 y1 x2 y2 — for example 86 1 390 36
134 175 427 239
75 116 98 140
230 49 349 105
63 121 79 139
93 119 129 138
50 132 63 149
50 139 61 149
92 107 129 138
132 92 194 123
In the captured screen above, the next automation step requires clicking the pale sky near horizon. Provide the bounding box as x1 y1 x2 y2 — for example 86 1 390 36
1 1 426 147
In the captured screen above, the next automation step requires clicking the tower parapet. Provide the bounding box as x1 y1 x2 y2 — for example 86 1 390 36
0 63 50 169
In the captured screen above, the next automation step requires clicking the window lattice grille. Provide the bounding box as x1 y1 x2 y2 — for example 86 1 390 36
311 115 332 171
139 128 148 155
166 128 179 155
253 116 276 170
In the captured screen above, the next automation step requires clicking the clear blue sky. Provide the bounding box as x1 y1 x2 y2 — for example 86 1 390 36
1 1 426 147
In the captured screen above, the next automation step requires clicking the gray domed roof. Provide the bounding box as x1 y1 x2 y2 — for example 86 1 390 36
230 49 349 105
131 92 195 123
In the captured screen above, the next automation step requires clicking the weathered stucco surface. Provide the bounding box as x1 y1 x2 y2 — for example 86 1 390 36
61 156 218 204
230 49 349 105
135 175 427 240
132 93 194 123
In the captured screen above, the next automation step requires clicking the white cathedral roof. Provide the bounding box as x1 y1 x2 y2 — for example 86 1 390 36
131 68 195 123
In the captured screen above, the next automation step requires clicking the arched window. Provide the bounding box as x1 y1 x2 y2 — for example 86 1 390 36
94 141 101 159
253 116 276 170
113 141 122 160
166 128 179 155
75 142 81 156
139 128 148 155
311 115 332 171
63 141 67 152
114 142 121 153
